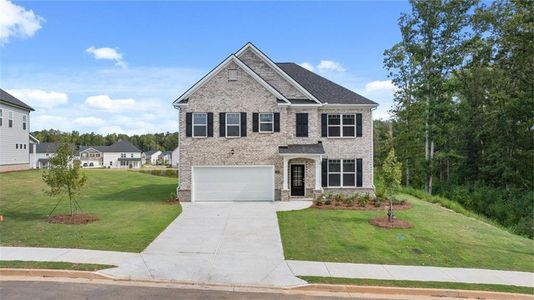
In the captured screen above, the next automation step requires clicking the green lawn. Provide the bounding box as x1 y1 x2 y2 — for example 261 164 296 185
0 260 114 271
278 195 534 272
300 276 533 295
0 169 181 252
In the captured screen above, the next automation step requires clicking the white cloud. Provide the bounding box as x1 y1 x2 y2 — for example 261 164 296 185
73 116 105 126
6 89 68 108
364 80 396 92
0 0 44 45
85 95 136 112
299 62 315 72
317 60 345 72
85 46 127 68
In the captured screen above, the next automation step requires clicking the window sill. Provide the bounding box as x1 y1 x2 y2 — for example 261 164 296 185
258 131 273 134
191 136 208 139
326 136 360 139
225 136 241 139
325 186 363 189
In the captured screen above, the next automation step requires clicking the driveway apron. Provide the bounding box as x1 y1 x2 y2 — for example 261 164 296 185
100 202 310 287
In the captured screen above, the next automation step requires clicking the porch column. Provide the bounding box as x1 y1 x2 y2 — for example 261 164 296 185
283 156 289 190
315 157 322 190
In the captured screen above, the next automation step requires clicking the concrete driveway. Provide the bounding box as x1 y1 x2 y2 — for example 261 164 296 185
101 201 312 287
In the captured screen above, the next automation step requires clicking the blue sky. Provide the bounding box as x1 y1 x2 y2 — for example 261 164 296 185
1 1 409 134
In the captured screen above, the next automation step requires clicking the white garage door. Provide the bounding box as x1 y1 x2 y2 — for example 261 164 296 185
192 166 274 202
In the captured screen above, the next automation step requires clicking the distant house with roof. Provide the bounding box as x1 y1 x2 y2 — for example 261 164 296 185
158 151 172 165
144 150 161 165
32 142 76 168
78 140 143 168
0 89 39 172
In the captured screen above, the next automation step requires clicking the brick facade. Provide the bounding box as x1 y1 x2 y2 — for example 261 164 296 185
177 55 375 202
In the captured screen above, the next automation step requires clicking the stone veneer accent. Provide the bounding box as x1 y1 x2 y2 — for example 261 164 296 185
177 61 374 201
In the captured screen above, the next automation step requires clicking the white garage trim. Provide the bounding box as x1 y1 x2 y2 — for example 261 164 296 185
191 165 275 202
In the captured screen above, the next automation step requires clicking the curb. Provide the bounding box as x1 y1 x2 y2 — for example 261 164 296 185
1 268 532 300
295 284 534 300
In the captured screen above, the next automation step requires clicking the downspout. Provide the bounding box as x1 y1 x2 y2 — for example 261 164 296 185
370 106 377 191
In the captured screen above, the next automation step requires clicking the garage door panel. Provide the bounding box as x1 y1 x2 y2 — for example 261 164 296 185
192 166 274 202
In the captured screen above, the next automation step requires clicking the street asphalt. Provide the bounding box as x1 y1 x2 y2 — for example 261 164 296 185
0 281 388 300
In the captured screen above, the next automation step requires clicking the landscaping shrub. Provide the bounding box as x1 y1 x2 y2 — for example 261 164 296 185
333 194 344 206
324 193 333 205
358 193 370 207
345 194 355 207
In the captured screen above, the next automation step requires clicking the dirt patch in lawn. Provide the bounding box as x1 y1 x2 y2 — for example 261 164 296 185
48 213 98 225
313 201 412 211
369 216 413 229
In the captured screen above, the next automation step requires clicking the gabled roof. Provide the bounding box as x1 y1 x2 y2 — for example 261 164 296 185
144 150 159 156
79 146 107 153
0 89 34 111
173 55 289 106
36 142 76 154
159 151 172 158
106 140 141 152
276 63 378 105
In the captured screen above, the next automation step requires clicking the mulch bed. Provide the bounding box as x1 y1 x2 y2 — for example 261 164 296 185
312 201 411 211
48 213 98 225
369 216 413 229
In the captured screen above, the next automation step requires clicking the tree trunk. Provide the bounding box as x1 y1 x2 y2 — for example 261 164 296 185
405 160 410 186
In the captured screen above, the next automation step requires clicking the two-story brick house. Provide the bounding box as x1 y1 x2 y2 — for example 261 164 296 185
174 43 377 202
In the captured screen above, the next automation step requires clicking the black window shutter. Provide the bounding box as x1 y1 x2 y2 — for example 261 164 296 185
219 112 226 137
322 159 328 187
274 112 280 132
186 112 192 137
356 158 363 187
296 113 308 137
321 113 327 137
240 112 247 137
252 113 259 132
207 113 213 137
356 113 362 137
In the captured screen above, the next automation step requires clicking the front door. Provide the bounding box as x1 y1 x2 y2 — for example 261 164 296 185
291 164 305 196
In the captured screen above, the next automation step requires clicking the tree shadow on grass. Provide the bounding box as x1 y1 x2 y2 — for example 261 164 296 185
0 211 48 222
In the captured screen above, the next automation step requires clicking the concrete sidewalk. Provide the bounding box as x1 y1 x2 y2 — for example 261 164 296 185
287 260 534 288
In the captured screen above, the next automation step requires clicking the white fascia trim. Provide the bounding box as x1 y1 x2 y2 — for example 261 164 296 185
173 54 289 107
235 43 322 105
29 134 40 143
321 103 379 109
80 147 102 153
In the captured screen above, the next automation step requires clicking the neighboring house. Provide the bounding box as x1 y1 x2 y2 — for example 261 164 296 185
79 140 143 168
171 146 179 168
32 142 76 168
173 43 378 202
0 89 36 172
144 150 161 165
158 151 172 165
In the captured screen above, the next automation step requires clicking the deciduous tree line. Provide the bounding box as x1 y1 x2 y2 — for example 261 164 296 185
378 0 533 237
31 129 179 152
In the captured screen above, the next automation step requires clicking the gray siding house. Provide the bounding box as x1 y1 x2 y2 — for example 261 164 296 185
0 89 38 172
174 43 377 202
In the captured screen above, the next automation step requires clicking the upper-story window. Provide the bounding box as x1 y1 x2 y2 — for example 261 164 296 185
328 114 355 137
193 112 207 137
8 111 13 128
131 154 134 158
82 153 88 158
121 153 126 158
259 113 273 133
226 113 241 137
22 115 27 130
0 109 3 126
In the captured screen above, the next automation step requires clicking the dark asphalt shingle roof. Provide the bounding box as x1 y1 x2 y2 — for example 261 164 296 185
145 150 158 156
279 143 325 155
275 63 377 105
79 140 141 153
36 142 75 154
0 89 34 111
159 151 172 158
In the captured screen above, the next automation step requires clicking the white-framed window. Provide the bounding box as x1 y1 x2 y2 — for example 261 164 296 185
327 114 356 137
0 109 3 126
327 159 356 187
82 153 88 158
8 111 13 128
130 154 134 158
121 153 126 158
120 161 128 166
22 115 27 130
228 69 238 81
226 112 241 137
193 112 207 137
259 113 273 133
